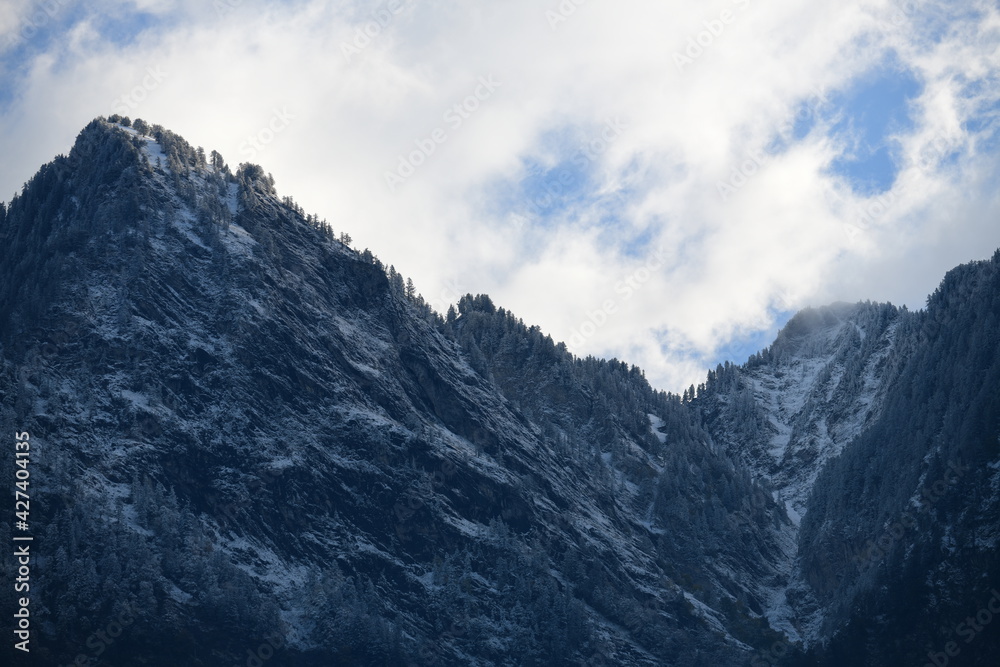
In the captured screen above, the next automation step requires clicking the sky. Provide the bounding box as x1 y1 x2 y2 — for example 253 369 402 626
1 0 999 392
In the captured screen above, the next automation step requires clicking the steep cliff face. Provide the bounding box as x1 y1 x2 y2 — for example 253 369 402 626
791 256 1000 667
0 119 792 666
693 302 903 645
698 301 902 523
0 118 997 667
696 265 1000 665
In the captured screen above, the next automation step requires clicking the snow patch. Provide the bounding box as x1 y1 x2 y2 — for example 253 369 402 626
647 413 667 444
139 134 169 173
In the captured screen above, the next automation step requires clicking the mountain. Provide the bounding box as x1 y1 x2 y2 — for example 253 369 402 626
0 117 997 666
697 301 902 524
696 268 1000 665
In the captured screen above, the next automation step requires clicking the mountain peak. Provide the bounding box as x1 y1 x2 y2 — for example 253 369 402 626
2 118 998 666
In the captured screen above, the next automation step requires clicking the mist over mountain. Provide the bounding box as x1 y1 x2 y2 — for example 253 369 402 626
0 118 997 666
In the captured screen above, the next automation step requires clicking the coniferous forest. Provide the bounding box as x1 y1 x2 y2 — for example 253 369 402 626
1 118 998 666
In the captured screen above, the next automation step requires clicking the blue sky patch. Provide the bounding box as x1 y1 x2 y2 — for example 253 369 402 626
963 96 1000 153
91 11 164 49
825 57 923 195
519 156 594 221
710 308 795 368
790 98 822 141
0 4 164 111
487 123 629 232
0 4 83 110
618 225 658 260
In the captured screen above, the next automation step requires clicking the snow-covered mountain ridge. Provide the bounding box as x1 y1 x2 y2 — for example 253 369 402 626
0 118 997 666
698 302 901 522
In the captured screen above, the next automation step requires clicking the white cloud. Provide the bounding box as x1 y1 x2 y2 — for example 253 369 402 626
0 0 57 40
0 1 31 41
2 0 999 391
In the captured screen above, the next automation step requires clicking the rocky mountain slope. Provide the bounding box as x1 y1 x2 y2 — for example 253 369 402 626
697 301 902 524
695 269 1000 665
0 118 997 666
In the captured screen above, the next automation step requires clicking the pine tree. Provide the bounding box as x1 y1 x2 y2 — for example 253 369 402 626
210 150 226 172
